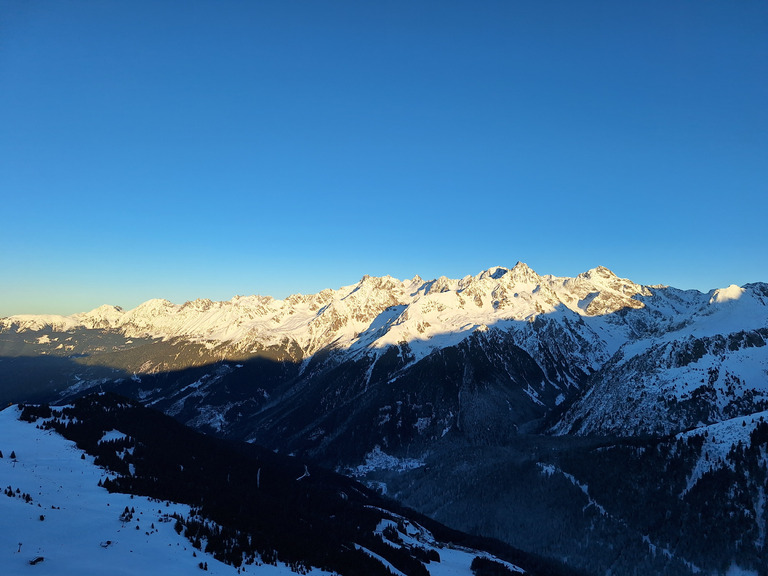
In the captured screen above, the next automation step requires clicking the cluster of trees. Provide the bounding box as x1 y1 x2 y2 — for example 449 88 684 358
4 485 33 503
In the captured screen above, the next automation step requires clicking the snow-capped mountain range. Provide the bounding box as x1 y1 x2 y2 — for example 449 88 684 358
3 263 674 359
3 262 768 576
3 262 767 438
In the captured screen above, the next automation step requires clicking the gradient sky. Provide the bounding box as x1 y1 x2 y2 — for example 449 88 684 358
1 1 767 316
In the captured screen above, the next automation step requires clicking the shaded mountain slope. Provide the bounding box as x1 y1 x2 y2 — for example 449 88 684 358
6 393 578 576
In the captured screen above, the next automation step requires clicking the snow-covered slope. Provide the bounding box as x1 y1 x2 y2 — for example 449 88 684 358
556 283 768 435
0 405 313 576
676 409 768 497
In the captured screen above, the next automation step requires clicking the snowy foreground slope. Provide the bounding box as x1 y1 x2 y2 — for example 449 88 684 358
0 398 536 576
0 410 226 574
0 405 317 576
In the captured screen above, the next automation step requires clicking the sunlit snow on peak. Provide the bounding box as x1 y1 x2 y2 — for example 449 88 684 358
709 284 745 304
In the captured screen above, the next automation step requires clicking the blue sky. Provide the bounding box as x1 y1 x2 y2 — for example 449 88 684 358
1 1 766 316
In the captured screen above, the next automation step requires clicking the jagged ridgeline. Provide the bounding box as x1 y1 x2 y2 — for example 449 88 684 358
2 263 767 575
16 393 575 576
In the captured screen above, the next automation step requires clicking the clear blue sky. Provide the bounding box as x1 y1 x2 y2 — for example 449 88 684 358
1 1 766 316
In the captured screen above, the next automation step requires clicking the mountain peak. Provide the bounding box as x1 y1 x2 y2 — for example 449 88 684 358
479 266 510 280
76 304 124 319
88 304 124 313
574 266 631 288
709 284 745 304
509 261 540 283
73 304 125 329
583 265 618 279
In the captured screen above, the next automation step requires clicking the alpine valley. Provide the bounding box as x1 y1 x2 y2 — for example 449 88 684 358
2 263 768 575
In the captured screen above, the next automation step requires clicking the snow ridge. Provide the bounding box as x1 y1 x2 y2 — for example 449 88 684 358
0 263 665 360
